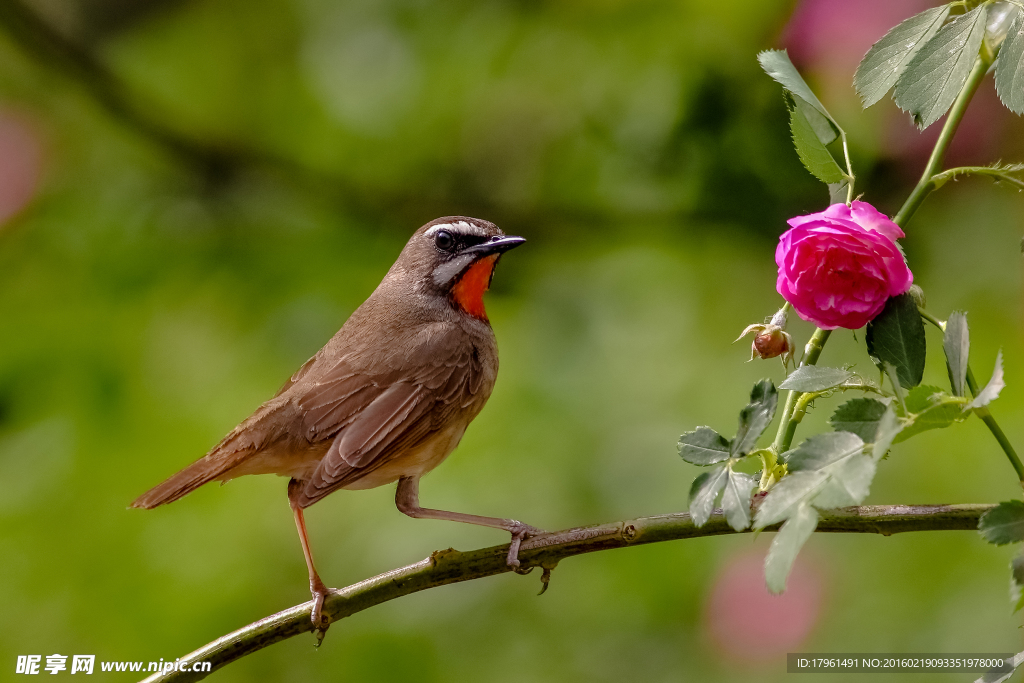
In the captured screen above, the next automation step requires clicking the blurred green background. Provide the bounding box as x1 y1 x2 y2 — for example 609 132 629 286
1 0 1023 680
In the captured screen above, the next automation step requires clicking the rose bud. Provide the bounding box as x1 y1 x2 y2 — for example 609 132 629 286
735 307 794 366
776 200 913 330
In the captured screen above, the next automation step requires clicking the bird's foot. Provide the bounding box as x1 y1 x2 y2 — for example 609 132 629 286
309 578 331 645
504 520 545 571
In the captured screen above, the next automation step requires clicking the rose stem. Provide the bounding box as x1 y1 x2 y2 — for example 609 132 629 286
919 308 1024 485
892 51 992 228
767 327 831 475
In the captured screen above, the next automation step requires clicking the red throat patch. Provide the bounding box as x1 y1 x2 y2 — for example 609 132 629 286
451 255 498 320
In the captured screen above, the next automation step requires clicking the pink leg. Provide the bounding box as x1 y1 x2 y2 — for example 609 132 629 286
395 476 543 568
288 479 330 634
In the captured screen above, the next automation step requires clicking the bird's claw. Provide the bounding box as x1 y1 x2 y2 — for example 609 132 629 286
505 520 544 570
309 580 331 644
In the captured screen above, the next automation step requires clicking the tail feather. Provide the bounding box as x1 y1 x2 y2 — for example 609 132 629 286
131 400 286 509
130 449 251 509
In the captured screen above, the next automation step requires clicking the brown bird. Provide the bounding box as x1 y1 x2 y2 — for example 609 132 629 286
132 216 539 630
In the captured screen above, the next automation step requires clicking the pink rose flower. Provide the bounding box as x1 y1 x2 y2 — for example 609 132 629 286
775 201 913 330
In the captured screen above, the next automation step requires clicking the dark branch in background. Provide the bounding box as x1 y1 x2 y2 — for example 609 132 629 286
0 0 607 230
0 0 234 175
139 503 991 683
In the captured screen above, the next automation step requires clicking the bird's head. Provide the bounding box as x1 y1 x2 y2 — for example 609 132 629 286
394 216 525 321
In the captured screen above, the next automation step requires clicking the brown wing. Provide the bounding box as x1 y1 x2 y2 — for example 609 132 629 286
293 344 486 507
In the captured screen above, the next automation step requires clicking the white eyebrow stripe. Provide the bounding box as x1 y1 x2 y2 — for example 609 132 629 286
425 221 488 238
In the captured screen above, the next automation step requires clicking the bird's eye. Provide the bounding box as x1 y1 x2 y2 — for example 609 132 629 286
434 230 455 251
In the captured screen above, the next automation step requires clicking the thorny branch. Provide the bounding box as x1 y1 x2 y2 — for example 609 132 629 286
140 503 993 682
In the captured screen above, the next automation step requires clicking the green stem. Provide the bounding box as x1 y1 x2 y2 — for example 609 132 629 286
771 328 832 459
918 308 1024 484
892 54 992 228
931 165 1024 192
967 368 1024 485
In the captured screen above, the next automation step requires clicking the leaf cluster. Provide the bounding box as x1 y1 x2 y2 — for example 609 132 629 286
680 294 1007 595
855 2 1024 125
679 380 777 531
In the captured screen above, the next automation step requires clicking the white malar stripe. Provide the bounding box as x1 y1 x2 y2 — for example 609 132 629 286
432 253 476 287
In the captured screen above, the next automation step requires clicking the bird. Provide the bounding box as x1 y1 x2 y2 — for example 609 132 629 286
131 216 539 632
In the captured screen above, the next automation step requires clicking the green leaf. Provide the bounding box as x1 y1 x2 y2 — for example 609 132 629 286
791 93 837 146
828 179 850 204
755 470 828 528
780 366 854 393
854 5 951 107
866 292 926 388
995 6 1024 115
830 397 888 442
731 379 778 456
967 351 1005 409
788 98 846 184
689 466 728 527
785 432 875 508
786 431 867 472
895 385 963 442
721 469 756 531
943 310 970 397
758 50 838 128
678 426 731 465
811 452 876 508
1012 552 1024 612
979 500 1024 545
764 503 818 594
893 5 989 129
872 405 902 461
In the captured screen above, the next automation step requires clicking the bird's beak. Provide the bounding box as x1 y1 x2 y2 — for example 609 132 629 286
463 235 526 257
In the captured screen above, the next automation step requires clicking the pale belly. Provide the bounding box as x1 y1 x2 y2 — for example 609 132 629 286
341 421 468 490
219 419 470 490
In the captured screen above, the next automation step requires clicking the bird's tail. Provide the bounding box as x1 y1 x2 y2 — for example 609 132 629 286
130 401 283 509
130 450 249 509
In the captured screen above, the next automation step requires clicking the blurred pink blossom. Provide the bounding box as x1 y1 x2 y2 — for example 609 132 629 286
705 548 824 663
0 108 44 226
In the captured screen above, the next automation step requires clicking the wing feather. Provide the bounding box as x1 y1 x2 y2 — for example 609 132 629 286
293 343 487 507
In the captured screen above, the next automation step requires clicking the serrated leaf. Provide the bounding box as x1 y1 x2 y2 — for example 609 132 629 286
789 99 846 184
854 5 951 107
895 385 963 442
873 405 902 461
786 431 867 472
721 469 756 531
731 379 778 456
866 292 926 388
967 351 1005 409
689 466 728 527
980 500 1024 545
995 6 1024 115
791 93 838 146
943 310 970 397
758 49 838 128
765 503 818 594
755 470 829 528
1012 553 1024 613
830 397 888 442
780 366 854 393
893 5 989 129
678 426 732 465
